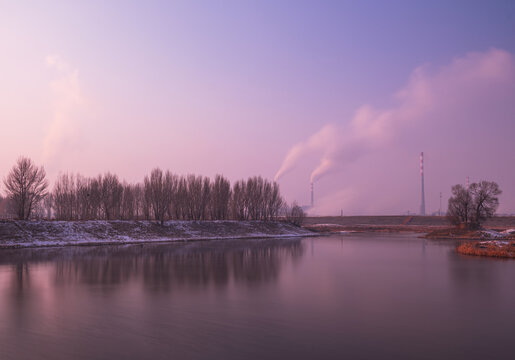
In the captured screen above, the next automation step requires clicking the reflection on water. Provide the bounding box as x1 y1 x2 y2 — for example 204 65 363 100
1 235 515 360
1 239 304 292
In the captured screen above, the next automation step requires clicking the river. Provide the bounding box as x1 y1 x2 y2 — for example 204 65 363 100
0 234 514 359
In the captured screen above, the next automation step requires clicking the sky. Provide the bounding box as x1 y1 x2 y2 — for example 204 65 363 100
1 0 514 215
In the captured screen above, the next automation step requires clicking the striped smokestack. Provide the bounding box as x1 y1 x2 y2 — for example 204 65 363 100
420 152 426 216
310 182 314 208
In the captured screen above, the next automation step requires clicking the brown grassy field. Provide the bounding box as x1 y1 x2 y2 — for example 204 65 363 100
304 215 515 227
304 215 515 234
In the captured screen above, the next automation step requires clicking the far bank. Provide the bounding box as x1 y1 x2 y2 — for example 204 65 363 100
304 215 515 235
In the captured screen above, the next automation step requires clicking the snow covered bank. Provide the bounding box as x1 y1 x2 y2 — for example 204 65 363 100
0 220 315 249
424 227 515 240
479 228 515 239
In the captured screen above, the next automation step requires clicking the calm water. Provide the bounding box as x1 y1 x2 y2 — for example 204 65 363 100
1 234 514 360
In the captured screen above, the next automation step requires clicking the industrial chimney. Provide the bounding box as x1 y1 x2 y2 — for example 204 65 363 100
420 152 426 216
310 182 314 208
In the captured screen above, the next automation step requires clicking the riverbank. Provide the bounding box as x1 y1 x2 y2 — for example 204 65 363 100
304 216 447 234
0 220 315 249
429 228 515 259
304 216 515 235
304 223 444 234
423 227 515 240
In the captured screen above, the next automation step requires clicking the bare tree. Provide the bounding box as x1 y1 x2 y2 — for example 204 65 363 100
133 183 144 220
75 175 102 220
186 175 203 220
0 195 10 219
3 157 48 220
285 201 306 226
173 176 188 220
211 174 231 220
447 184 473 227
120 182 135 220
246 176 264 220
200 177 211 220
229 176 284 221
142 178 152 221
43 193 53 219
266 182 284 220
100 173 123 220
144 168 174 225
165 174 179 221
231 180 247 220
469 181 502 228
447 181 501 229
52 173 77 220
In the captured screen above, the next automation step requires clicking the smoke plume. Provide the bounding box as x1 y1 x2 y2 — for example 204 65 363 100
43 55 84 162
275 48 515 185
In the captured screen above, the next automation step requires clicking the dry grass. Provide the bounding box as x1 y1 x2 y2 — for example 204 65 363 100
303 216 515 240
423 228 476 239
424 228 515 240
304 215 515 228
305 215 448 227
457 241 515 259
304 223 446 234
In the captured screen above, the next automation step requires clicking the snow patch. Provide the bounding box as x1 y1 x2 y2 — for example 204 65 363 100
0 220 316 249
480 230 504 239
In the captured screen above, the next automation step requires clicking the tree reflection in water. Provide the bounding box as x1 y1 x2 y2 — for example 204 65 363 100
0 239 305 293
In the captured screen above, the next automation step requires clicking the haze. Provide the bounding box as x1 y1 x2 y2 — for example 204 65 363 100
1 1 514 215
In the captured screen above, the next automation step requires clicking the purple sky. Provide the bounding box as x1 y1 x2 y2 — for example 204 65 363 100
1 1 515 214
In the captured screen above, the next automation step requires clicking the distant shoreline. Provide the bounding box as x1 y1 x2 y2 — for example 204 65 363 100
3 215 515 250
303 215 515 237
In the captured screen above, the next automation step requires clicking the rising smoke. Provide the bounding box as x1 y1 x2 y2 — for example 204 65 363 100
275 48 515 184
43 55 84 162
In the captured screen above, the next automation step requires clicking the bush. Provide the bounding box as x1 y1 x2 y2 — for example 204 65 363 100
285 202 306 226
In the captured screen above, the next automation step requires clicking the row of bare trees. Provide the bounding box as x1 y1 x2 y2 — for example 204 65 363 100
2 157 291 223
51 172 140 221
50 170 284 223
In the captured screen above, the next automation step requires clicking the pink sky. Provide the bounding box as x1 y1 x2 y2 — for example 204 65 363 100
1 1 514 215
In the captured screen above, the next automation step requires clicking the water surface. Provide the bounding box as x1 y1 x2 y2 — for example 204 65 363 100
1 234 514 360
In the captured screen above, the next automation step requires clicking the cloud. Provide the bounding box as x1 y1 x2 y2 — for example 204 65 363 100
42 55 84 162
276 48 515 214
277 49 514 184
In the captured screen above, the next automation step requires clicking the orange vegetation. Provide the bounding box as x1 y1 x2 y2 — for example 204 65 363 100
457 241 515 259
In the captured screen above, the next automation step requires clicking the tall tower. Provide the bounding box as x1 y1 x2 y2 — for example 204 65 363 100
420 152 426 216
310 182 314 208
